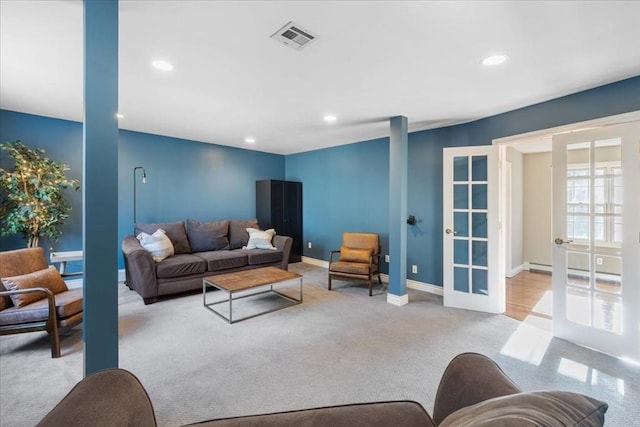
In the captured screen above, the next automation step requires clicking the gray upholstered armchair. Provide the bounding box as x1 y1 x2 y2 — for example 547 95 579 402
328 232 382 296
0 247 83 358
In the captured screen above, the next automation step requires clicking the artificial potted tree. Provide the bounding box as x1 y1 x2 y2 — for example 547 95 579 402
0 140 79 248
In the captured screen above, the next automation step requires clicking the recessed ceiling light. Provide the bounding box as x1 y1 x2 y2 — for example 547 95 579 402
152 60 174 71
116 113 124 119
245 137 256 144
482 54 508 66
324 115 337 123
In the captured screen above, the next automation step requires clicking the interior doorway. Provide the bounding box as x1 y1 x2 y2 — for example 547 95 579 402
496 111 640 360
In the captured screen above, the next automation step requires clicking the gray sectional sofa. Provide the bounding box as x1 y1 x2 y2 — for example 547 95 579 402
38 353 608 426
122 219 293 304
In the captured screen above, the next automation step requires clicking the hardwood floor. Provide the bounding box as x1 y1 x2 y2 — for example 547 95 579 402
505 270 622 323
505 270 552 321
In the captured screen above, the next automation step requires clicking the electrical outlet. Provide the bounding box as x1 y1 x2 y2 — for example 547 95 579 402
385 254 389 263
308 242 312 249
596 257 603 265
412 265 418 274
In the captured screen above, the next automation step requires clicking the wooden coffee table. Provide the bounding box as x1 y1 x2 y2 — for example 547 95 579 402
203 266 302 324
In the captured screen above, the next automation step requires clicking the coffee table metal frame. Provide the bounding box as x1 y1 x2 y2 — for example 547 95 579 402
203 267 303 324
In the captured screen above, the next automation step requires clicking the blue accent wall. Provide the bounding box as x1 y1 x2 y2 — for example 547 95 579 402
1 110 284 269
2 76 638 283
285 137 389 273
0 111 83 268
288 75 640 287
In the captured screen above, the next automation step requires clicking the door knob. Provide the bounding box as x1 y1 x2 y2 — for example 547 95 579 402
554 237 574 245
445 228 457 235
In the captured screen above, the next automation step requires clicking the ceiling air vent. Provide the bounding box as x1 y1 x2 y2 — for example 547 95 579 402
270 21 317 50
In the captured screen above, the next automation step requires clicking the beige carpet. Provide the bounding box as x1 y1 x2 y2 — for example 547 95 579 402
1 263 638 426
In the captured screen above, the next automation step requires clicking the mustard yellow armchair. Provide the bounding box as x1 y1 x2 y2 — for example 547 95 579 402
0 248 83 358
328 232 382 296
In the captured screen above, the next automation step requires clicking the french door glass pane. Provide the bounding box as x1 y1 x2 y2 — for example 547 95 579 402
454 184 468 209
472 213 487 238
471 156 487 181
472 269 488 295
454 267 469 292
567 288 591 326
472 184 487 209
567 251 590 288
454 212 468 237
454 157 468 181
472 241 488 267
594 293 622 334
454 240 468 265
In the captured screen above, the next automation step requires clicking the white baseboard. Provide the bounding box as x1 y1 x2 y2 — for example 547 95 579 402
302 258 443 297
118 269 126 284
525 262 552 273
507 263 525 278
387 293 409 306
406 279 443 296
301 256 328 268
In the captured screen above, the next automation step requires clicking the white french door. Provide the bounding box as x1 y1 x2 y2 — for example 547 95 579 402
443 146 503 313
552 122 640 361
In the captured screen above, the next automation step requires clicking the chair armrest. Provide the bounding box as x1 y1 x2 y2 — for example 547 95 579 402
329 250 341 263
37 368 157 427
432 353 521 425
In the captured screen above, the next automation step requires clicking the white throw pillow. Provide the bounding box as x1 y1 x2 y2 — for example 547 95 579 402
136 228 175 262
243 228 276 250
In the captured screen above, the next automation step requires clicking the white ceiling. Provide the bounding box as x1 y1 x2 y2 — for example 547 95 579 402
1 1 639 155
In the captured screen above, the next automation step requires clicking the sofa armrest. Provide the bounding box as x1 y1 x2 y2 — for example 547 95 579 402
37 368 156 427
432 352 521 425
272 235 293 270
122 235 158 303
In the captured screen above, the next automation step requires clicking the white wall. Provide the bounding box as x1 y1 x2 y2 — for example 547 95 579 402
506 147 524 274
523 152 552 266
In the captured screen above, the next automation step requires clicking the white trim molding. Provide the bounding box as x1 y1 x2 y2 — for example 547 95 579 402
387 293 409 306
406 279 443 296
118 269 126 284
64 278 83 289
508 263 526 278
301 256 328 268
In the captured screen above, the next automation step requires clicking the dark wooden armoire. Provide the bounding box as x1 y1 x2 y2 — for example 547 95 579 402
256 180 302 263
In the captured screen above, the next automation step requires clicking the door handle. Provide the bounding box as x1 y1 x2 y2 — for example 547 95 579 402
445 228 457 235
554 237 574 245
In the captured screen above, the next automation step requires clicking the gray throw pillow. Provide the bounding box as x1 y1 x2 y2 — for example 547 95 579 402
439 391 608 427
186 219 230 252
135 221 191 254
228 219 259 249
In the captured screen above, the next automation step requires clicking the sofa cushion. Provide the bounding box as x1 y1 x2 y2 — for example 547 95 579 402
244 228 276 250
338 246 372 263
0 289 82 326
136 229 175 262
135 221 191 254
439 391 608 427
186 219 230 252
1 267 69 308
228 219 259 249
155 254 207 279
244 248 283 265
195 250 248 272
189 401 434 427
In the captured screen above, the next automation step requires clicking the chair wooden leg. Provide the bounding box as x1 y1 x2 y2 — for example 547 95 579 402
328 274 332 291
49 325 61 358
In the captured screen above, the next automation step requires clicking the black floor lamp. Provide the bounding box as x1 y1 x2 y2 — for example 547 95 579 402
133 166 147 225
